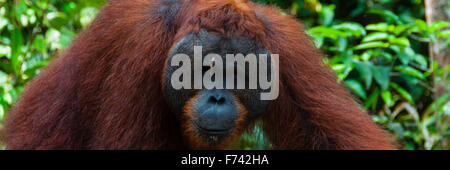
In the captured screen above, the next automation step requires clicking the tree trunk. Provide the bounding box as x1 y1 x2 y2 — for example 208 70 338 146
424 0 450 149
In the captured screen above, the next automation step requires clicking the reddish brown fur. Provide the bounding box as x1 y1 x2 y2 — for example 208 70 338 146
4 0 396 149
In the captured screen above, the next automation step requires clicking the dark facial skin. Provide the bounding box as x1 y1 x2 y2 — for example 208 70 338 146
163 30 272 147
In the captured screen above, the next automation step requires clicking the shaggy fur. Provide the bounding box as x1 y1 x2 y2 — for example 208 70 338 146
4 0 396 149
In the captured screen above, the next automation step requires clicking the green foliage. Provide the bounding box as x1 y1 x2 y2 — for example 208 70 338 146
0 0 448 150
0 0 106 121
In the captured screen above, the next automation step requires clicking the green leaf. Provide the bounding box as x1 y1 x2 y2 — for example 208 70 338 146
59 27 76 49
366 23 389 32
353 41 389 50
32 35 46 54
338 66 353 80
79 0 107 8
0 16 8 31
310 26 347 40
312 35 324 48
371 65 391 90
15 0 28 23
7 88 19 105
362 32 389 42
344 79 367 99
50 17 69 29
336 37 348 52
365 88 380 110
413 19 428 31
360 51 371 61
429 21 450 33
23 60 48 79
80 7 100 28
393 25 410 35
381 90 394 107
379 51 393 61
63 2 78 14
390 82 415 105
0 70 8 85
390 45 415 65
354 61 373 89
394 66 425 80
319 5 335 26
331 64 346 73
413 54 428 68
424 94 450 117
0 45 11 57
437 30 450 38
389 36 410 46
10 28 23 76
333 22 366 37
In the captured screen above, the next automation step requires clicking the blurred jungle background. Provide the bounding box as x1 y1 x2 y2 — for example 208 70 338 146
0 0 448 150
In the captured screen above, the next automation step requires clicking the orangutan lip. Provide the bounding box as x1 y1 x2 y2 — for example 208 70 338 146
192 121 234 135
